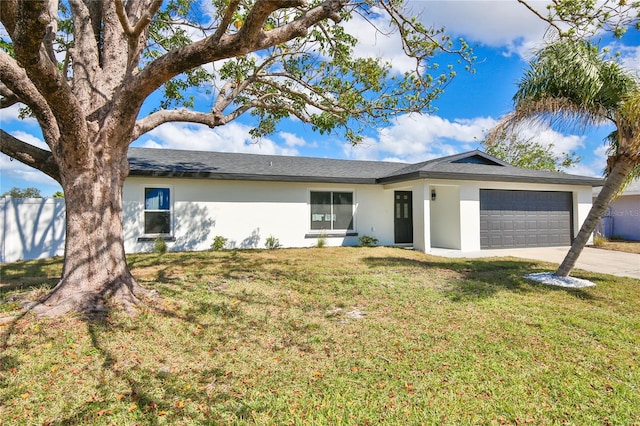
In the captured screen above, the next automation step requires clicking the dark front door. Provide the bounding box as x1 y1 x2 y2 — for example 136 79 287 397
394 191 413 244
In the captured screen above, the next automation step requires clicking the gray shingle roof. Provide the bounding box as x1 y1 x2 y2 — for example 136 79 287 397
128 147 604 186
378 150 604 186
593 177 640 196
128 148 402 184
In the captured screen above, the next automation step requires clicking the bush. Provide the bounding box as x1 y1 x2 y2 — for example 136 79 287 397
359 235 378 247
316 233 327 248
154 237 167 254
593 234 607 247
265 235 281 249
211 236 228 251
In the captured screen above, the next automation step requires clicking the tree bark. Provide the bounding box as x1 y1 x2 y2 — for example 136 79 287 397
555 155 635 277
33 148 149 317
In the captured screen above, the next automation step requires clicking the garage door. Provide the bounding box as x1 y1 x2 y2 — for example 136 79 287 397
480 190 573 249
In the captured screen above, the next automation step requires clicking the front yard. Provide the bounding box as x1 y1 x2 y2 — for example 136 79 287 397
1 247 639 425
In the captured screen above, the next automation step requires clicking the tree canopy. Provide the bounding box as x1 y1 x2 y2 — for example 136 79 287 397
518 0 640 39
481 133 580 172
1 186 43 198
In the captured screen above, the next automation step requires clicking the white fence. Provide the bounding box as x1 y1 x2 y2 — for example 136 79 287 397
0 197 66 263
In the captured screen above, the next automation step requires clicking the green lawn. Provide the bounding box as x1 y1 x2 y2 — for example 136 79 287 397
1 247 639 425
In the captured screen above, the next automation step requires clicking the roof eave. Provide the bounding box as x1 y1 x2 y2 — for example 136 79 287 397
377 171 604 186
128 170 378 185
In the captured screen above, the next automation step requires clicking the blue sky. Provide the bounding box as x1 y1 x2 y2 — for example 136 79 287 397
1 1 639 197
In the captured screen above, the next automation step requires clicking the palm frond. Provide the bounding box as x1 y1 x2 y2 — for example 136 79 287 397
512 40 637 131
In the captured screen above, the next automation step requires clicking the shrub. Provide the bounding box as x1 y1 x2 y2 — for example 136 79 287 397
154 237 167 254
593 234 607 247
316 233 327 248
211 236 228 251
265 235 281 249
359 235 378 247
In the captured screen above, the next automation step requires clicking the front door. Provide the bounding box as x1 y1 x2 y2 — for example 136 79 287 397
394 191 413 244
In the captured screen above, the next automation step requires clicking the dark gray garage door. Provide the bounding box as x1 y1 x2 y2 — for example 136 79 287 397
480 190 573 249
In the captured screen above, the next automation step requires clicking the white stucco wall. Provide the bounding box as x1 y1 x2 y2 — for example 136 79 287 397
0 177 596 263
123 177 395 253
123 177 595 254
425 179 595 251
429 185 461 250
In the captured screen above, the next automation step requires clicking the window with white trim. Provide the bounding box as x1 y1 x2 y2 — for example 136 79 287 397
144 187 171 235
310 191 354 231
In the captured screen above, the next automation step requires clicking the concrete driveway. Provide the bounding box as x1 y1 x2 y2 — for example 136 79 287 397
431 246 640 280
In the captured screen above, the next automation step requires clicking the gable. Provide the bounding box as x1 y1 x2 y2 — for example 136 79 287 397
451 154 505 166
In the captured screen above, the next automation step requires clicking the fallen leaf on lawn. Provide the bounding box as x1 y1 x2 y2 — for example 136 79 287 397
128 403 137 412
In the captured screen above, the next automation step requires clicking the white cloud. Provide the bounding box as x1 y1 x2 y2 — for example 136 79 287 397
614 44 640 73
343 113 496 162
0 130 57 190
377 113 496 154
341 11 417 74
1 104 39 126
10 131 50 151
568 143 609 178
408 0 552 57
0 154 60 187
341 112 597 169
279 131 306 148
135 121 300 156
507 121 586 155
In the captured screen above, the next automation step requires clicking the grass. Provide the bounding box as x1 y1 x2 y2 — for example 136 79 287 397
592 238 640 254
1 247 639 425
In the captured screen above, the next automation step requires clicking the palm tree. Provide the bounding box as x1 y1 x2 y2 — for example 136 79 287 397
488 40 639 277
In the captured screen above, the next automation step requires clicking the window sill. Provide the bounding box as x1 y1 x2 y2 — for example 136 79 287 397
137 236 175 242
305 232 358 238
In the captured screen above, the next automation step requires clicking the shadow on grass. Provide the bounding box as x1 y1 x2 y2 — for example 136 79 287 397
0 257 60 294
363 256 598 302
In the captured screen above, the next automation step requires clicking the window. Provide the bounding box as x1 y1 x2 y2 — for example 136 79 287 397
310 191 353 231
144 187 171 235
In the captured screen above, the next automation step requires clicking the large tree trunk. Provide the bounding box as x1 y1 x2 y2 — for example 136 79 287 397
33 149 149 317
555 155 635 277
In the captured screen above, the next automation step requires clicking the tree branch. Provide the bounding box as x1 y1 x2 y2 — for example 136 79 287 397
0 129 60 181
114 0 135 35
0 0 18 35
68 0 102 108
0 82 20 108
0 50 60 149
12 0 86 151
133 109 226 139
125 0 350 110
237 0 308 50
114 0 162 40
210 0 241 45
516 0 563 36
